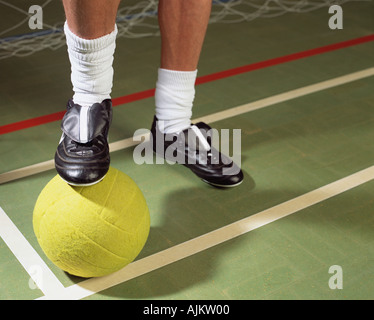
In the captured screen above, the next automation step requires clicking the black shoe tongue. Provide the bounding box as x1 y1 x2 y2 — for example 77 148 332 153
194 122 212 131
61 101 112 143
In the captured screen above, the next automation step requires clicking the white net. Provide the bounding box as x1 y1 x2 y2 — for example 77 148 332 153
0 0 366 60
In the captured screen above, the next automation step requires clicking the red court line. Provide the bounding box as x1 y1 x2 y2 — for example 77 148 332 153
1 34 373 135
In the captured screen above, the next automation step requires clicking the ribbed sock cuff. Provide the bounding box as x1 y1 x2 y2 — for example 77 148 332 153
64 22 118 53
156 68 198 92
64 21 117 107
155 68 198 133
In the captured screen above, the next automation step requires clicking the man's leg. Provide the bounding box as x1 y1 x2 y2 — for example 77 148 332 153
62 0 120 107
153 0 243 187
62 0 120 40
55 0 120 186
158 0 212 72
155 0 211 134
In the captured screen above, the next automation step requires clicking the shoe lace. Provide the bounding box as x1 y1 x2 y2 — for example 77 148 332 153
69 135 105 155
188 125 222 165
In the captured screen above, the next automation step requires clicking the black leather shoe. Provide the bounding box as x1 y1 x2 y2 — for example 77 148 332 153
54 99 112 186
151 116 243 187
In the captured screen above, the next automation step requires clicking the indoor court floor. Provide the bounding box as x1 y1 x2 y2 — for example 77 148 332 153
0 0 373 300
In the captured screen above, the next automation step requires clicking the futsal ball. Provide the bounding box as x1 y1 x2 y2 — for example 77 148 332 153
33 167 150 278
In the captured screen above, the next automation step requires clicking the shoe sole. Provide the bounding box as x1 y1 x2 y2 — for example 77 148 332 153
201 178 244 188
153 150 243 188
58 174 106 187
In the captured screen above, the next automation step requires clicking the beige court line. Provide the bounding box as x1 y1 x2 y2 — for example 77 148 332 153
0 207 65 296
36 164 374 300
1 67 374 185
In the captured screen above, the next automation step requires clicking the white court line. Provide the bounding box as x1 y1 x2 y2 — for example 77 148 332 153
36 164 374 300
1 67 374 185
0 207 65 296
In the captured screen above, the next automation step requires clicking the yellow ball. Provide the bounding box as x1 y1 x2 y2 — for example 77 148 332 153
33 167 150 278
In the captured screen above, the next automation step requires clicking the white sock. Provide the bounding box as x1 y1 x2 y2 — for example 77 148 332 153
155 68 197 134
64 22 117 107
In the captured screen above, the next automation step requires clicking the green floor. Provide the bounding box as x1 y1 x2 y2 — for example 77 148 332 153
0 1 374 300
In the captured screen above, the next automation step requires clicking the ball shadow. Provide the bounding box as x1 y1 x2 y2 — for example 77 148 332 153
76 168 256 299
